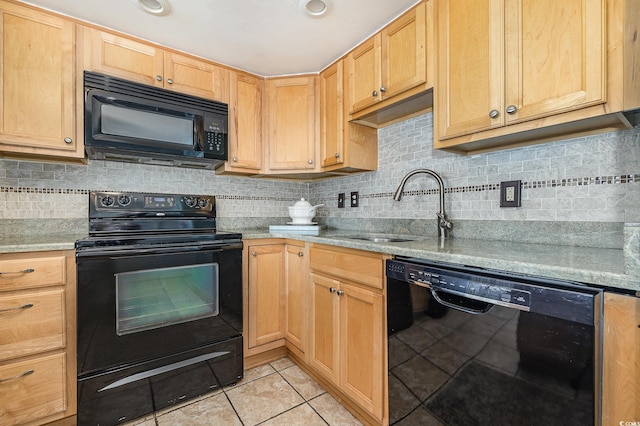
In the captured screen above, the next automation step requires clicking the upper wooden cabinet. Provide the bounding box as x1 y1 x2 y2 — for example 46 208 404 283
265 75 319 174
434 0 640 154
320 60 378 173
347 1 433 127
218 71 264 175
83 27 230 102
0 1 82 160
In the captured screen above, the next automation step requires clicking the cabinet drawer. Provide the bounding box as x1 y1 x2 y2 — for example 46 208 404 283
309 246 384 289
0 256 66 292
0 352 66 425
0 289 65 361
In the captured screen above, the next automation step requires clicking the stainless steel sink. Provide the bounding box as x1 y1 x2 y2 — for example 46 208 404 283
346 236 415 243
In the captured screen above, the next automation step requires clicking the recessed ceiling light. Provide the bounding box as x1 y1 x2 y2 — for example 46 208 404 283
132 0 171 16
300 0 328 17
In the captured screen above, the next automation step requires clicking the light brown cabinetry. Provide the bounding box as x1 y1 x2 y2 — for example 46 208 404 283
347 1 433 127
83 27 230 102
320 60 378 173
218 71 264 175
602 292 640 424
284 242 308 359
0 1 82 161
309 245 386 424
0 250 76 425
266 76 319 174
245 242 286 353
434 0 640 154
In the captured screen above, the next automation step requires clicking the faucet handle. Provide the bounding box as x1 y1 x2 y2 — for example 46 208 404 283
437 213 453 229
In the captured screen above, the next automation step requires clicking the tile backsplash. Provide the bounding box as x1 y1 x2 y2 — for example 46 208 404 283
1 111 639 243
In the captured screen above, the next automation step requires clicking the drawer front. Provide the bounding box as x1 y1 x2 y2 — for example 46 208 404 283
0 352 66 425
0 289 65 361
310 246 384 289
0 256 66 292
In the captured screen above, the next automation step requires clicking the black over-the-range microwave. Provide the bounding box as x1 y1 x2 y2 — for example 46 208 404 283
84 71 228 169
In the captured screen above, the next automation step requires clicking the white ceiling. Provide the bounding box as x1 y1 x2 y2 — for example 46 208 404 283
19 0 421 77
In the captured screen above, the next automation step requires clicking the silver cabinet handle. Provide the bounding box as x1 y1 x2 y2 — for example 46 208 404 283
0 268 34 275
506 105 517 114
336 290 344 296
335 153 340 158
0 369 34 384
372 90 378 97
252 251 257 256
156 75 163 81
0 303 33 314
167 78 173 84
64 137 73 144
489 109 499 119
232 157 238 162
308 159 313 165
329 287 336 293
298 252 304 257
380 86 386 93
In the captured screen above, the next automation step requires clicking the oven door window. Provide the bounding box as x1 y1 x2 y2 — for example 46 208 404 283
115 263 219 336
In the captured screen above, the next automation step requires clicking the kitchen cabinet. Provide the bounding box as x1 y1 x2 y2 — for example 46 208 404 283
346 1 433 127
244 241 286 356
218 71 264 175
0 1 82 161
434 0 640 154
602 292 640 424
265 75 319 174
83 27 230 102
309 244 386 424
320 60 378 173
284 242 308 359
0 250 76 425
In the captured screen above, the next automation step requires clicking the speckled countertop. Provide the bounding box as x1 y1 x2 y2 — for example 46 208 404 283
1 228 638 292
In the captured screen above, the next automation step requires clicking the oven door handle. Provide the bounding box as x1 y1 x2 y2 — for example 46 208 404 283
76 245 236 258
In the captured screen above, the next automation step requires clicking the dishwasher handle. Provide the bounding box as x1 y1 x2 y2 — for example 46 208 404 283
430 288 494 315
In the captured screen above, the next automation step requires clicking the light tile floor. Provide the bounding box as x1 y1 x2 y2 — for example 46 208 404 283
125 357 363 426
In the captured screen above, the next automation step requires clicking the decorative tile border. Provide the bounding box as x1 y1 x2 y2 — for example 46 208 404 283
0 187 89 194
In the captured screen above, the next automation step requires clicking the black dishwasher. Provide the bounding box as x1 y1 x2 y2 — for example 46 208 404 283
386 257 603 426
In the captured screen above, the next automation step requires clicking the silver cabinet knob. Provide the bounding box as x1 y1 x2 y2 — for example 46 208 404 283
489 109 499 119
252 251 257 256
232 157 238 162
335 153 340 158
372 90 378 97
298 252 304 257
156 75 163 81
336 290 344 296
167 78 173 84
506 105 517 114
308 159 313 165
329 287 337 293
63 137 72 144
380 86 386 93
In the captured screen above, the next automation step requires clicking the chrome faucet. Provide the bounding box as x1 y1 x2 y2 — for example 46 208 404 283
393 169 453 239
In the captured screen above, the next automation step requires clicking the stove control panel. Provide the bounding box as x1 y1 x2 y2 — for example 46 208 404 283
91 191 215 217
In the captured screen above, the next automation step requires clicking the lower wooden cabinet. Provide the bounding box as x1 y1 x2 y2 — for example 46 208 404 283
284 242 308 359
0 250 76 426
309 244 386 424
602 291 640 424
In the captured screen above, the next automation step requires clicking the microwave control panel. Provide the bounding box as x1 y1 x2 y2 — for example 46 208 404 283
203 113 227 158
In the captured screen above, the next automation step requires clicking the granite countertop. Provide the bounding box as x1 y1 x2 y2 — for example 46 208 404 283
1 228 638 292
243 230 640 292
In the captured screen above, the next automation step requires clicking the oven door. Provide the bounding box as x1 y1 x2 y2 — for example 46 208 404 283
76 242 242 378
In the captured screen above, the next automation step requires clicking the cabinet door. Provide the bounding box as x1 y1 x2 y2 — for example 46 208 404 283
0 2 78 156
247 244 285 348
602 292 640 423
267 76 318 171
320 61 344 168
436 0 504 140
340 283 384 421
381 1 426 101
226 72 263 172
285 244 307 355
163 52 229 102
87 28 164 87
504 0 605 124
347 36 382 113
309 273 340 384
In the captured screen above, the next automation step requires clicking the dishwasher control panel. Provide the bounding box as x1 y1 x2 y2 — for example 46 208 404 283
387 259 531 309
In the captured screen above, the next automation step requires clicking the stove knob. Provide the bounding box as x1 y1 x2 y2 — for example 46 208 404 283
197 198 208 208
118 195 131 206
101 196 114 207
183 196 197 208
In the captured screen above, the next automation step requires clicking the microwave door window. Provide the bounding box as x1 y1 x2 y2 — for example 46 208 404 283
101 104 194 146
